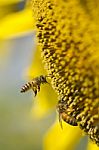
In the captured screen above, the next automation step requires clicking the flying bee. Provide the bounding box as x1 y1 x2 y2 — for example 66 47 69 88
57 99 78 128
20 75 48 96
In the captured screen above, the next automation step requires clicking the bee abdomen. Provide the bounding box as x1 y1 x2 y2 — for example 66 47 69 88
62 113 78 126
20 82 31 93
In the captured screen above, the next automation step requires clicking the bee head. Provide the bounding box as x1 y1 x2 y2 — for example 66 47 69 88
57 99 67 113
40 75 47 83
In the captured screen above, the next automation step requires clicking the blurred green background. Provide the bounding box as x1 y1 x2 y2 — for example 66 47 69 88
0 33 56 150
0 1 55 149
0 35 88 150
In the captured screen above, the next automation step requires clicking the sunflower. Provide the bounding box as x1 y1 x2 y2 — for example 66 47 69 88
1 0 99 150
30 0 99 149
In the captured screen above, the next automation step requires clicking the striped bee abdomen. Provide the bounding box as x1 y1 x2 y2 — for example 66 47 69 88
20 82 32 93
57 99 78 127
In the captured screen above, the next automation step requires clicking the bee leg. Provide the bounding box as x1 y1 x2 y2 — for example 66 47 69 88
34 90 37 97
32 88 37 97
37 85 40 92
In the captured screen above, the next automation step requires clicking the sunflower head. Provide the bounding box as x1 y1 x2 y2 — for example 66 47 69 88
31 0 99 146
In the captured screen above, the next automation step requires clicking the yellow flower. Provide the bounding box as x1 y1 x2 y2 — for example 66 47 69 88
1 0 99 150
30 0 99 149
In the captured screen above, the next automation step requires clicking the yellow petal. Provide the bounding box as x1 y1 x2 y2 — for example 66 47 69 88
27 46 46 78
28 47 57 118
30 84 57 118
0 8 34 40
44 119 82 150
0 0 23 6
87 141 99 150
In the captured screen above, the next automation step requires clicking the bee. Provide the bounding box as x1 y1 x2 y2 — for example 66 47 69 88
58 111 78 129
20 75 48 96
57 99 78 128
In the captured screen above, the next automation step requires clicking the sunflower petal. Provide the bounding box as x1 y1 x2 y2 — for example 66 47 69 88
87 141 99 150
0 8 34 40
0 0 23 6
28 47 57 118
44 119 82 150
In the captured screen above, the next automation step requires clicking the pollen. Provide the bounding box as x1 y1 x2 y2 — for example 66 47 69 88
32 0 99 145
